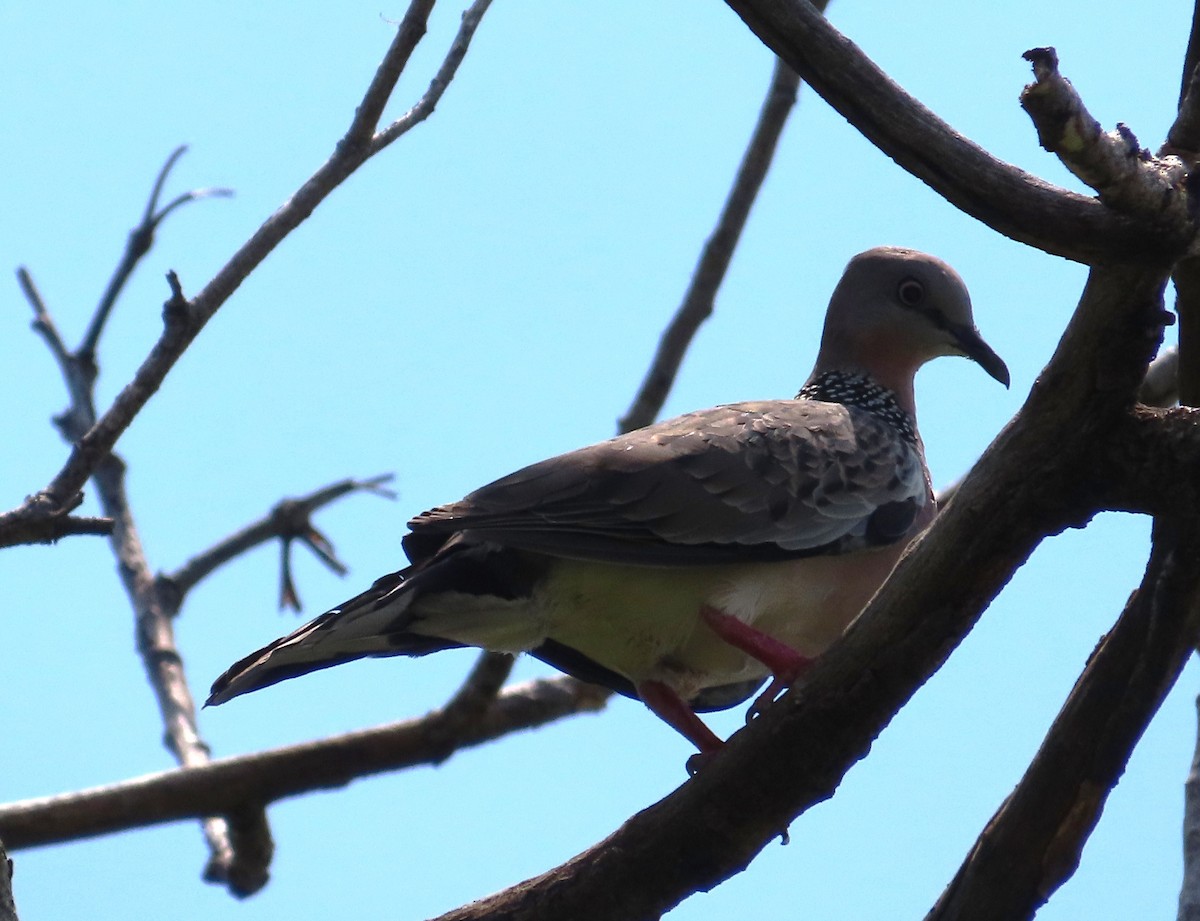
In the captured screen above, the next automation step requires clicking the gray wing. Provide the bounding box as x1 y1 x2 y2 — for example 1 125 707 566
403 400 928 566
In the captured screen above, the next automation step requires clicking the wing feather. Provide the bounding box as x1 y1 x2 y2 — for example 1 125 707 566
404 400 926 566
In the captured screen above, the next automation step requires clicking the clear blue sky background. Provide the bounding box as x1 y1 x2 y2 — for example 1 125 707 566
1 2 1192 918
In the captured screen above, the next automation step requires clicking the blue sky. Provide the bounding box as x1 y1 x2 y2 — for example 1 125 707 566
1 1 1192 918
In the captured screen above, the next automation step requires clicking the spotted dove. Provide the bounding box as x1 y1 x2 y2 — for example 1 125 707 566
208 247 1008 757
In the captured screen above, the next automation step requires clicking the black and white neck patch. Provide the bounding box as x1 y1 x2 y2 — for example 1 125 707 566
796 370 917 445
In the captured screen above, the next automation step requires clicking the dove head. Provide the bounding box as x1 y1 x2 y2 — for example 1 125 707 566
810 247 1009 413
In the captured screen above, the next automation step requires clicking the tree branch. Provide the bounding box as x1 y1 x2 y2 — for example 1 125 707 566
721 0 1187 263
0 0 494 548
371 0 495 153
161 474 395 608
1020 48 1190 225
78 146 233 368
0 676 607 850
928 516 1200 921
619 56 802 434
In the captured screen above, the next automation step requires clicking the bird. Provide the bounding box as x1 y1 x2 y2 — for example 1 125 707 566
207 247 1009 759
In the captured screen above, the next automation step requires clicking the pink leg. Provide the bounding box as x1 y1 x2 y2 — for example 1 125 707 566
700 605 811 720
638 679 724 771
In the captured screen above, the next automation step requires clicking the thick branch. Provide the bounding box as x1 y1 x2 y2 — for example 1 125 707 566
721 0 1184 263
619 57 802 433
0 677 607 850
929 517 1200 921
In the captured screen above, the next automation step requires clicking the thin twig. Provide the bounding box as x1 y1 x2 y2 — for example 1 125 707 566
619 57 801 434
344 0 437 147
0 677 608 850
371 0 495 153
162 474 395 605
16 268 70 369
79 146 233 366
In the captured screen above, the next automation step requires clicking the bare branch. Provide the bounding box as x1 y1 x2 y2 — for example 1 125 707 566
343 0 437 146
0 0 493 547
619 57 802 434
79 146 233 367
0 677 608 850
371 0 496 152
928 517 1200 921
722 0 1185 264
16 268 70 370
162 474 395 605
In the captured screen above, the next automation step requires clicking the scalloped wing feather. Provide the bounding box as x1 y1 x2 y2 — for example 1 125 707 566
405 400 926 565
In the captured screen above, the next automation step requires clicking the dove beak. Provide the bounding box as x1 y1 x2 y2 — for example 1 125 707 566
950 323 1010 388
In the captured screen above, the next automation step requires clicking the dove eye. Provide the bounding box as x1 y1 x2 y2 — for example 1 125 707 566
897 277 924 307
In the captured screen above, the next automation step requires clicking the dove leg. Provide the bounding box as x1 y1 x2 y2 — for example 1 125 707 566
637 679 724 757
700 604 811 719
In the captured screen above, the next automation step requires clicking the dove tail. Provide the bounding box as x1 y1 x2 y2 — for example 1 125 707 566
205 570 456 706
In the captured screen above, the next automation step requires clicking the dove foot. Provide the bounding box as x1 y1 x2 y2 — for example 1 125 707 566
698 605 810 721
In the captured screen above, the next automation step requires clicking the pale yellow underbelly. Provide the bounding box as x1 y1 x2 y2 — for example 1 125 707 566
534 546 906 700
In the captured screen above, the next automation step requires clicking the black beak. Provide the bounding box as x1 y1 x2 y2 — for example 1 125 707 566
950 323 1010 388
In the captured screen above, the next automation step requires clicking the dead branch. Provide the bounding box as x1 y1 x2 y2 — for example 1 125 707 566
17 148 257 891
161 474 395 610
78 145 233 368
5 0 497 894
0 0 494 549
0 676 607 850
721 0 1187 264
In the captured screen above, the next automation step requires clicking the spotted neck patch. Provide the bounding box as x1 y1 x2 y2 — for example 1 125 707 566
796 370 917 444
